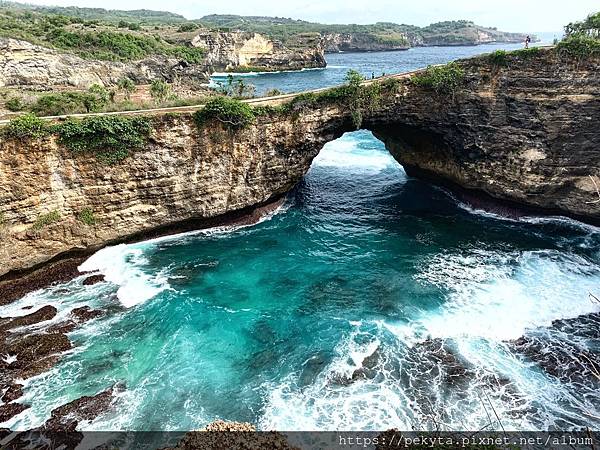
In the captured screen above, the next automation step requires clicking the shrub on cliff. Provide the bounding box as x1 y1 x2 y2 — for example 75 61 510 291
194 97 256 129
487 50 509 67
33 91 108 116
56 115 152 164
5 97 26 112
411 62 465 96
3 113 49 139
557 34 600 60
33 210 61 230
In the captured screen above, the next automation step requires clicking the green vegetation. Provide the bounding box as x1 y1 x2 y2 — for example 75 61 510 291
150 80 172 103
117 77 136 100
216 76 256 99
556 13 600 60
32 88 108 116
57 115 152 164
2 113 49 139
255 70 387 128
78 207 96 225
487 50 509 67
265 88 284 97
565 12 600 38
177 22 199 32
5 97 25 112
557 34 600 59
194 97 256 130
412 63 465 96
198 15 524 48
0 6 204 63
33 210 61 230
1 2 187 24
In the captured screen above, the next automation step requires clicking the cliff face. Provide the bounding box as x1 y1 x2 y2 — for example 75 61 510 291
191 31 326 71
322 33 409 52
0 38 206 89
0 49 598 278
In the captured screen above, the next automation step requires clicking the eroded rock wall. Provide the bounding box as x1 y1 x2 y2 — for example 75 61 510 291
0 38 206 89
0 48 598 278
192 31 326 71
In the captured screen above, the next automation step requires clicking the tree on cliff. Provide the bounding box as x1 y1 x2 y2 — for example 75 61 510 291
117 77 136 101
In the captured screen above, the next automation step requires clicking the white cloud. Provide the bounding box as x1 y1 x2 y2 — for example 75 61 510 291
18 0 599 32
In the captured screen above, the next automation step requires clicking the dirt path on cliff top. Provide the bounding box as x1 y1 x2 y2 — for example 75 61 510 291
0 67 431 125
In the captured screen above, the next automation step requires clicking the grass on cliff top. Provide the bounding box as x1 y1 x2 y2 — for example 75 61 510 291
57 115 152 164
411 62 465 95
556 33 600 60
0 8 204 63
2 113 152 164
2 113 50 139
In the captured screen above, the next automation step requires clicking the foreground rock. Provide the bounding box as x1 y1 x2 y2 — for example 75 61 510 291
166 420 299 450
0 48 598 282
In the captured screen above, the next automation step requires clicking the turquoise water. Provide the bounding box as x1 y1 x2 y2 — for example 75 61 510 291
211 42 548 95
4 131 600 432
2 45 600 433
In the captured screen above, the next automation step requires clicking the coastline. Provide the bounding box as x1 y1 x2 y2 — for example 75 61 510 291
0 195 287 307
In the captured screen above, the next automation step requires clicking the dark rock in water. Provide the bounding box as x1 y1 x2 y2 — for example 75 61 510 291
21 305 33 310
0 402 29 422
0 305 57 332
71 306 103 322
507 312 600 386
47 306 104 334
42 386 115 432
47 320 78 334
298 351 330 387
415 338 470 384
82 274 105 286
0 257 85 306
509 335 600 385
2 382 24 403
7 333 71 363
18 355 61 380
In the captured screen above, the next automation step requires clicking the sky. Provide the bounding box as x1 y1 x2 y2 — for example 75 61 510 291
17 0 599 32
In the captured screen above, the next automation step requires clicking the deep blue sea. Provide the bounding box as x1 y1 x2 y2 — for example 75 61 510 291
3 40 599 434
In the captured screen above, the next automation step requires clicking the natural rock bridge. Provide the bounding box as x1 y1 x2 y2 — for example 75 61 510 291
0 48 599 288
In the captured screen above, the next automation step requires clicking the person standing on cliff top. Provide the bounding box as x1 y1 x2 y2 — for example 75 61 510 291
525 35 531 48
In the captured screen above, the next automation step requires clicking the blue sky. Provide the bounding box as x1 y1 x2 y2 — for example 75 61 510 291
22 0 599 32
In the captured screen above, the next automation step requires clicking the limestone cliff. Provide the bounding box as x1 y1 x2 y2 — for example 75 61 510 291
191 31 326 71
322 33 409 52
0 38 206 89
0 48 598 279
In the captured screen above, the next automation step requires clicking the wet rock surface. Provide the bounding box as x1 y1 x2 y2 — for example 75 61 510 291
508 313 600 386
82 274 105 286
0 305 57 332
0 403 29 423
42 386 115 432
46 306 105 334
0 258 85 306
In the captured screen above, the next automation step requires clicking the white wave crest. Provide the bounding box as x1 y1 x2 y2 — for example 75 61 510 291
79 245 170 308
